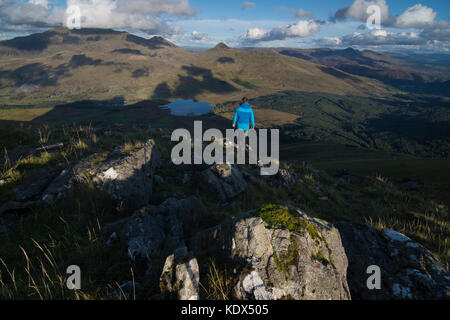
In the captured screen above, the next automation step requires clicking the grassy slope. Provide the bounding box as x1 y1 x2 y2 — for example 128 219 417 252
0 124 447 299
0 28 393 112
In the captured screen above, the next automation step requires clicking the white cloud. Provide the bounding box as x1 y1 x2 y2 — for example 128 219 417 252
316 29 427 47
330 0 450 44
241 2 255 10
242 28 267 41
333 0 391 24
319 37 342 47
29 0 51 9
394 4 436 29
0 0 196 35
64 0 176 34
190 31 208 41
242 20 320 43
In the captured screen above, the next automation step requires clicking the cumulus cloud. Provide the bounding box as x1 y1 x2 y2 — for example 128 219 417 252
241 2 255 10
29 0 51 9
332 0 439 30
0 0 64 28
313 28 448 49
332 0 391 24
394 4 436 29
330 0 450 44
241 20 320 43
190 31 208 41
0 0 196 35
340 29 426 46
63 0 179 34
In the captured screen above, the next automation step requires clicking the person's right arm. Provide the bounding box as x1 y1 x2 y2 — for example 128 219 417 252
233 110 238 128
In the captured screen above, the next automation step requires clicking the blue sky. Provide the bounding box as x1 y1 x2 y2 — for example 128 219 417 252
188 0 449 21
0 0 449 51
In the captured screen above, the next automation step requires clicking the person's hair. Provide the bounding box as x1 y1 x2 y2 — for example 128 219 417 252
242 97 249 103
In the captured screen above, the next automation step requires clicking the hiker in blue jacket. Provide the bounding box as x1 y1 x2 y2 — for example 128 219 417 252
233 97 255 131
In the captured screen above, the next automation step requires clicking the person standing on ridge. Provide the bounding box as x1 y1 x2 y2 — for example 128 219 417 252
233 97 255 131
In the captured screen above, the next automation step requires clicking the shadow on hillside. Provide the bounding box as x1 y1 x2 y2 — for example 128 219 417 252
27 96 231 129
1 63 70 87
152 65 237 100
217 57 235 64
366 113 450 142
319 66 362 83
31 97 126 124
0 53 126 87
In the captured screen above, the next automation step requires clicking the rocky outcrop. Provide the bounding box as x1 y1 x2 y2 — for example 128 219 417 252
0 167 60 215
190 205 351 300
200 163 248 203
335 222 450 300
268 168 301 189
160 246 200 300
13 167 60 202
121 196 208 282
42 139 160 213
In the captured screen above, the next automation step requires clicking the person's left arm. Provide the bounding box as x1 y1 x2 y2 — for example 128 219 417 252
250 109 256 129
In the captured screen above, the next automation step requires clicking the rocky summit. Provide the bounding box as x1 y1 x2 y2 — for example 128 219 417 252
0 135 449 301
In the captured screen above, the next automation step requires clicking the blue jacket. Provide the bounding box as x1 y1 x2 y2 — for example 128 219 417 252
233 103 255 131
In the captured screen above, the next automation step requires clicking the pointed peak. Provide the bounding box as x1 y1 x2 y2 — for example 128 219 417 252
214 42 230 50
149 36 177 47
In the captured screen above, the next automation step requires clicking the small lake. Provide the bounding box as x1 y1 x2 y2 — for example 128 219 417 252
161 100 215 116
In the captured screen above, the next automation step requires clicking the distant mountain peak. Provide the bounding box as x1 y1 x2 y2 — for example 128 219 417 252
149 36 177 47
214 42 230 50
125 34 177 49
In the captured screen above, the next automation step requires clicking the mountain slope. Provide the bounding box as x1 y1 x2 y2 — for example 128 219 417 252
277 47 450 97
0 28 394 107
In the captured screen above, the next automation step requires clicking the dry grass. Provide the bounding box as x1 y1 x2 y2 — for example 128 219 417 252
200 259 233 300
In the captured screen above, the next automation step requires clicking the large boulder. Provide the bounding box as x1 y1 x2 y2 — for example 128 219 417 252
200 163 248 203
160 246 200 300
335 222 450 300
189 205 351 300
121 196 208 281
42 139 160 213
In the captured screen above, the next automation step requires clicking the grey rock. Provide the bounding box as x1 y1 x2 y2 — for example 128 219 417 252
160 247 200 300
180 172 193 185
13 167 59 201
238 271 271 300
122 196 208 281
154 175 164 184
42 139 160 213
190 207 351 300
335 222 450 300
278 169 300 187
269 169 300 189
106 232 118 247
201 163 248 203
